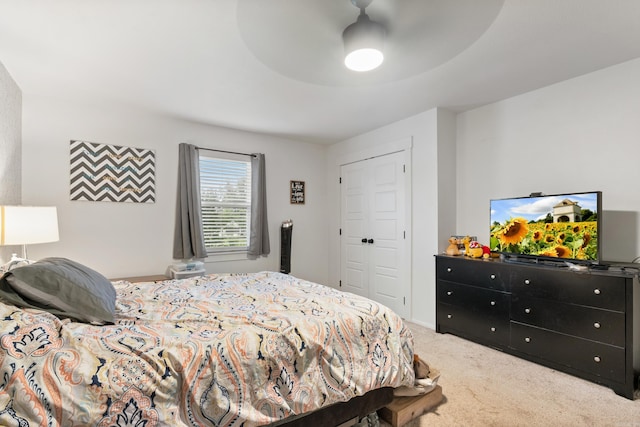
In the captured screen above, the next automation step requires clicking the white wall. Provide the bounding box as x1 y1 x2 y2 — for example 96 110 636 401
456 57 640 262
21 95 329 283
436 110 457 257
15 55 640 328
327 108 456 328
328 56 640 329
0 61 22 264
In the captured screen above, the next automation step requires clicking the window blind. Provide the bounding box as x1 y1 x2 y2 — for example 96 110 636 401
199 156 252 251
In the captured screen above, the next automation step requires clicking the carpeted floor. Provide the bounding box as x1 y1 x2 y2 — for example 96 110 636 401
380 321 640 426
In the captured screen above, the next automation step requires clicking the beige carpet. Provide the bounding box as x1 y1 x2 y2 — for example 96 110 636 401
380 322 640 427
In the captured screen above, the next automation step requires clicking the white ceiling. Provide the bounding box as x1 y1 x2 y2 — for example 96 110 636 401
1 0 640 144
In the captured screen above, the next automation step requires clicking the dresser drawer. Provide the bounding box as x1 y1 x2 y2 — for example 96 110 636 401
437 302 510 347
437 257 509 291
438 281 510 315
511 295 625 346
510 322 625 383
511 269 626 310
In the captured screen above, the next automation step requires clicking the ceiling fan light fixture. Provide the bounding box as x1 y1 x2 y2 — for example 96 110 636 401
344 48 384 72
343 11 385 72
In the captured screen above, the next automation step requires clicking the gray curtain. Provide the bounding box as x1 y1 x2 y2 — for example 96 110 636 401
173 143 207 260
248 153 270 258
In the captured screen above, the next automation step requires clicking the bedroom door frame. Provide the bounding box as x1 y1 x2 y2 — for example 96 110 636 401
338 138 412 319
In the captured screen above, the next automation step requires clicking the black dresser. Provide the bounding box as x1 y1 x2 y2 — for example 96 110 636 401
435 255 638 399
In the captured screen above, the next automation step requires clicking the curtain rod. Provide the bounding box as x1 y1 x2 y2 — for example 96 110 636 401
196 146 256 158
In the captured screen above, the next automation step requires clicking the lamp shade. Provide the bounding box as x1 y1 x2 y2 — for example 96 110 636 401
343 12 385 72
0 206 59 245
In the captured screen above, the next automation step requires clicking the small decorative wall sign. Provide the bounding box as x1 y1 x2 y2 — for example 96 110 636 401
290 180 305 204
69 140 156 203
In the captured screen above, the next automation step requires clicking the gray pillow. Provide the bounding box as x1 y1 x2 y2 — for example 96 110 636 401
0 257 115 325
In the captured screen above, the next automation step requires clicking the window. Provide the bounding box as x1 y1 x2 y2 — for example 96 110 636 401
199 154 251 252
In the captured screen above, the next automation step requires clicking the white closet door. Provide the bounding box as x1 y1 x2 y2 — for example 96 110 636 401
340 150 410 318
341 160 369 297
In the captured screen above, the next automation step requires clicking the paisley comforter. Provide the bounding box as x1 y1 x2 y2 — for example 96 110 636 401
0 271 414 426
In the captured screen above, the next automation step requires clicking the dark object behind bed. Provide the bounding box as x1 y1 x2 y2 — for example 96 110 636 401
271 387 394 427
280 220 293 274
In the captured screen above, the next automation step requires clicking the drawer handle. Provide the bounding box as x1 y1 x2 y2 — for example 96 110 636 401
594 288 601 295
490 274 496 280
447 291 453 296
490 301 496 306
447 314 452 319
490 327 496 332
594 356 601 363
524 279 531 285
524 308 531 314
524 337 531 343
594 322 601 329
447 268 452 273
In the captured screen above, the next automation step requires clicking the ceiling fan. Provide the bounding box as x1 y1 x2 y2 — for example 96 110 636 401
342 0 386 72
236 0 504 86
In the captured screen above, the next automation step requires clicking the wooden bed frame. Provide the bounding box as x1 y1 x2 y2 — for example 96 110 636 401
271 387 394 427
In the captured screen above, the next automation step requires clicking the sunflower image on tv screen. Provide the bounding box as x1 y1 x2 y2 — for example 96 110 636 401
490 193 599 261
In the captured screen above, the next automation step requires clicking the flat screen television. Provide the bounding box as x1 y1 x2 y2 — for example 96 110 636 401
490 191 601 265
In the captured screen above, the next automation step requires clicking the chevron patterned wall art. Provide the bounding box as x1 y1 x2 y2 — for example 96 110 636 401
69 140 156 203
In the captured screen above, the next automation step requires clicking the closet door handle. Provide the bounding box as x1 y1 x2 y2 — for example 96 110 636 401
368 239 374 244
361 238 368 243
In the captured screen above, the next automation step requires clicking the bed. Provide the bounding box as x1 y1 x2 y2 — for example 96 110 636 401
0 258 415 426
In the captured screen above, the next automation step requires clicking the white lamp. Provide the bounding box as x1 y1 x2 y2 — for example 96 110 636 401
0 206 59 264
343 0 385 72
